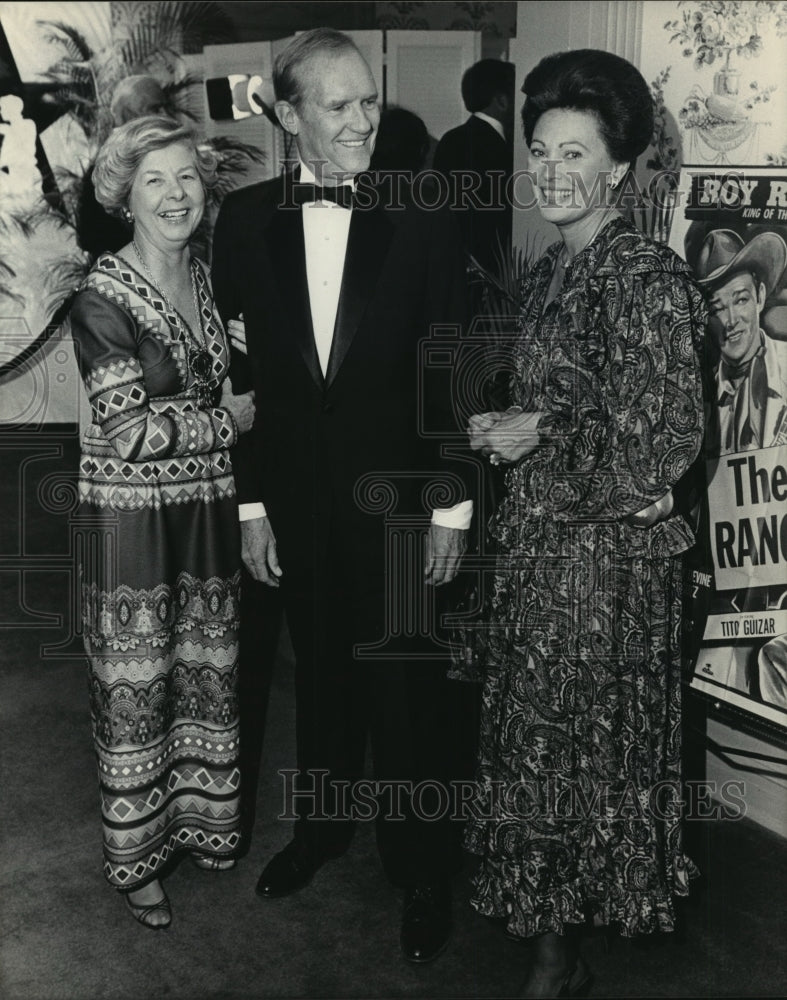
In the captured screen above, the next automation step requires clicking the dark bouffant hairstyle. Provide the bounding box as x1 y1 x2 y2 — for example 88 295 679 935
461 59 516 113
521 49 654 164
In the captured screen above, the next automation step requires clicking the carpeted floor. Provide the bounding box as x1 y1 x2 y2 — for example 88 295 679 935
1 428 785 999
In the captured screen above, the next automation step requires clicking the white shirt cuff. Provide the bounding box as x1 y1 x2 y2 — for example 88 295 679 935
240 500 470 527
239 502 267 521
431 500 473 530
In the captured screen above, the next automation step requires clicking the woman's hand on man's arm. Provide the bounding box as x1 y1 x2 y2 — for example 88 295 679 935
220 379 255 434
468 407 545 464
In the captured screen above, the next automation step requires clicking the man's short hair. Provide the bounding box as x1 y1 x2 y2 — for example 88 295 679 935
273 28 359 107
110 75 166 126
461 59 515 113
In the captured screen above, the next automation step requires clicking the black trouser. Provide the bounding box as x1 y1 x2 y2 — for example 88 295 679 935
279 516 469 888
238 574 284 850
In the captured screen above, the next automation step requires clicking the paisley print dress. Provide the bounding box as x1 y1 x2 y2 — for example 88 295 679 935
463 218 706 937
71 253 242 889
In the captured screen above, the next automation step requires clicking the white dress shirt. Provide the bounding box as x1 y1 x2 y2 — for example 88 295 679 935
299 161 354 375
239 161 472 530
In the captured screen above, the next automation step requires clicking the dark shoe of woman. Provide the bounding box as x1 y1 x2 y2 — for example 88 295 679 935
191 853 236 872
124 883 172 930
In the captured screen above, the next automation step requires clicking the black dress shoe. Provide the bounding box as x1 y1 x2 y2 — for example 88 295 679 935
255 842 318 899
400 882 452 963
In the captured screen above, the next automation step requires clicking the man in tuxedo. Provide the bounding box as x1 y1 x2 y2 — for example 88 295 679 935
212 28 472 963
433 59 515 275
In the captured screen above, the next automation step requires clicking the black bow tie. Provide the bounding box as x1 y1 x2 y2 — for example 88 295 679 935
290 182 355 208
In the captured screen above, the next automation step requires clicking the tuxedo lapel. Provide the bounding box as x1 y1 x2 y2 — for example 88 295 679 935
325 199 394 387
264 198 324 390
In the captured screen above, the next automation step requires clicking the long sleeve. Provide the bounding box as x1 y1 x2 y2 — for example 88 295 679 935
422 201 475 515
212 197 264 506
71 289 236 460
526 270 705 521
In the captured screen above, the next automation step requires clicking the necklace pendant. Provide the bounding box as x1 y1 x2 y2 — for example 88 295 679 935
188 346 213 381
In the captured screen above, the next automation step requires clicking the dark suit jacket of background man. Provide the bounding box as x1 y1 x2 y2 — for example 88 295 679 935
433 115 512 274
211 171 473 884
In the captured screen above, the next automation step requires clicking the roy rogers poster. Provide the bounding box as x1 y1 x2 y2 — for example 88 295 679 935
669 166 787 730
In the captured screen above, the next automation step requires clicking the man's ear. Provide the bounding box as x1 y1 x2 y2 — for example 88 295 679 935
756 280 768 310
275 100 299 136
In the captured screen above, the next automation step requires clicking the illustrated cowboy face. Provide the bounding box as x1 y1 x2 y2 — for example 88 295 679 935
707 270 767 366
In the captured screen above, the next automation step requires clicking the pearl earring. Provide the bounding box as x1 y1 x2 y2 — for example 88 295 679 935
122 208 134 223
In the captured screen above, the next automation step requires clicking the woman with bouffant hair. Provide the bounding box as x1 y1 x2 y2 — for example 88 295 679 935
71 116 254 929
463 50 706 995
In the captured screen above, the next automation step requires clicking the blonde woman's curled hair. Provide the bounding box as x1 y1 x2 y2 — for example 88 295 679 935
93 116 219 216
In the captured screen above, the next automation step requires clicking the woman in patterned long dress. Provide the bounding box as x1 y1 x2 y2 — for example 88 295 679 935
464 51 706 995
71 117 255 929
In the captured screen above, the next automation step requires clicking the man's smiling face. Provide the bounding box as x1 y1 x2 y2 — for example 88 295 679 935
286 47 379 183
708 270 766 367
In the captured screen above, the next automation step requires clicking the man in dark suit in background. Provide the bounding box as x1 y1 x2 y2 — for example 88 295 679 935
434 59 515 275
212 28 473 963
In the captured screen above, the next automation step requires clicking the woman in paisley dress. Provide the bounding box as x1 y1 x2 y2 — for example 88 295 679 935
71 116 255 929
464 51 706 995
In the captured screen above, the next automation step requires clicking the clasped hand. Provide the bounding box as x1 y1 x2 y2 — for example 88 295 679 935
468 406 675 527
220 380 255 434
468 406 544 465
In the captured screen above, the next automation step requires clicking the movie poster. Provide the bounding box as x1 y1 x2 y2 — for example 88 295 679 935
670 165 787 730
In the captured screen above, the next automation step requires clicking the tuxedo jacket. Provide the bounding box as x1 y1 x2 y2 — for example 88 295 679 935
433 115 512 272
211 173 470 578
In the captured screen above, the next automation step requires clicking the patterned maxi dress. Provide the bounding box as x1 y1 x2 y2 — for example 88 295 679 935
71 253 242 889
463 218 707 938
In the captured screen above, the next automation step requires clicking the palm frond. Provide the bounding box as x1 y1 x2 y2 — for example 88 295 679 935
205 138 267 204
0 204 78 239
469 233 544 308
43 257 90 314
466 232 546 352
161 73 201 97
37 20 95 62
209 136 267 165
116 26 166 72
39 61 99 135
160 74 202 120
0 284 26 307
41 84 97 111
50 165 86 190
0 257 22 305
42 168 85 228
0 211 36 239
31 203 78 233
114 0 235 68
151 1 236 53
